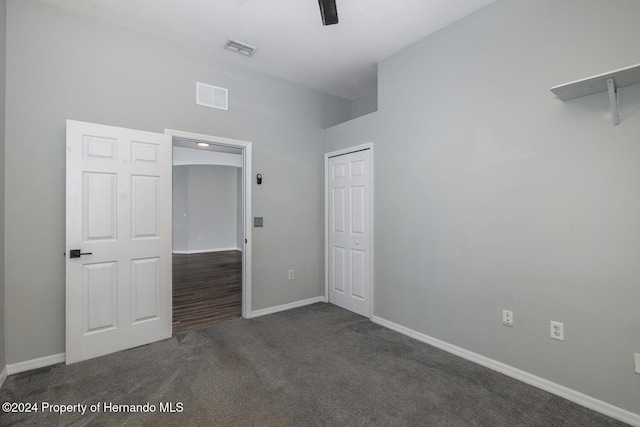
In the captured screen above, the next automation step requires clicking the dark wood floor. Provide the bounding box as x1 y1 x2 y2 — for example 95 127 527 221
172 250 242 333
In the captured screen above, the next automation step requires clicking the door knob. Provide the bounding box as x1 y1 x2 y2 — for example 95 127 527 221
69 249 93 259
355 241 359 245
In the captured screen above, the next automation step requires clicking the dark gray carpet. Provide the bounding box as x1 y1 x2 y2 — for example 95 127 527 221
0 303 628 426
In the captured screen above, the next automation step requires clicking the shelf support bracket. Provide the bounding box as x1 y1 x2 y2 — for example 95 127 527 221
606 77 620 125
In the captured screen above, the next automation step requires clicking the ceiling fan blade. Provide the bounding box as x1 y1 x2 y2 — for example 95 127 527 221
318 0 338 25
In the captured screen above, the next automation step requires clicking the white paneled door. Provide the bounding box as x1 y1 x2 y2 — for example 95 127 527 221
65 120 172 364
328 148 372 317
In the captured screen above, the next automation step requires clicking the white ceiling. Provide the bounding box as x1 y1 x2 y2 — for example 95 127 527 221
36 0 495 100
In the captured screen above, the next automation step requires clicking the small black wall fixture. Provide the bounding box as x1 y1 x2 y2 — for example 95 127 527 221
257 174 262 185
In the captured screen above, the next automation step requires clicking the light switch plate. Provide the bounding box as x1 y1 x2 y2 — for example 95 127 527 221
635 353 640 374
254 217 263 227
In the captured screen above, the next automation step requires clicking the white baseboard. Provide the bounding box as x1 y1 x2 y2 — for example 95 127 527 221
372 316 640 427
251 296 324 318
6 353 66 376
172 247 242 254
0 365 7 388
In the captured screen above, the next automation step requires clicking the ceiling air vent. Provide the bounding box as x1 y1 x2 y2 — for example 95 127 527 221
224 39 257 57
196 82 228 110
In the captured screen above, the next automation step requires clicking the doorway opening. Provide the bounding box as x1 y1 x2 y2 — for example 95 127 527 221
166 129 253 332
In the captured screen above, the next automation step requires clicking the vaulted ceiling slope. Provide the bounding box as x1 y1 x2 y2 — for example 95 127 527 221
36 0 495 100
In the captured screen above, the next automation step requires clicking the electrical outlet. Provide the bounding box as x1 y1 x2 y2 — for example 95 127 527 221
502 310 513 327
550 321 564 341
288 269 294 280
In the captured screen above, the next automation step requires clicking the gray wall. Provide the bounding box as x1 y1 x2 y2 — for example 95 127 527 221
237 168 243 250
0 0 6 374
325 0 640 416
172 165 240 252
351 90 378 119
4 0 352 364
172 166 189 252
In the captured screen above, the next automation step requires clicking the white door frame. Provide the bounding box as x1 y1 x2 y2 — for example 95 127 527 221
165 129 253 319
324 142 374 319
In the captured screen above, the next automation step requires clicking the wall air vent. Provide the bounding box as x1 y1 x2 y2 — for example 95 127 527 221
196 82 228 110
224 39 257 57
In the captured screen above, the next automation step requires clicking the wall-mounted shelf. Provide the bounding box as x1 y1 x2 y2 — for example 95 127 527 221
550 63 640 125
